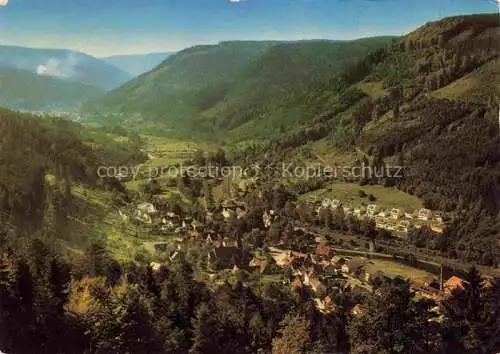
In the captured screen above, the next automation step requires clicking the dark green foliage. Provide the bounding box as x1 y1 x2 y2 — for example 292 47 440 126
349 278 443 353
85 38 395 138
0 67 103 111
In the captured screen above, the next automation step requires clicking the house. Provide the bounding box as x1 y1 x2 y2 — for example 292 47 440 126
150 262 162 272
222 238 238 248
385 220 397 231
249 258 267 274
135 202 158 223
137 202 157 215
321 199 332 208
314 296 334 314
332 256 347 268
403 208 416 219
397 220 410 233
236 207 247 219
431 225 445 234
390 208 402 220
165 212 179 219
367 204 378 216
342 206 352 214
443 276 469 295
315 245 334 259
418 208 432 221
118 209 129 222
273 251 295 267
331 199 341 209
263 210 277 228
375 216 386 229
222 208 235 220
351 304 367 317
303 272 325 293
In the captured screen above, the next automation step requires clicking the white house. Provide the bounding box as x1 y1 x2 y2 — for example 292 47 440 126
367 204 378 216
331 199 341 209
418 208 432 221
222 208 235 220
322 199 332 208
118 209 129 222
390 208 402 220
137 202 157 214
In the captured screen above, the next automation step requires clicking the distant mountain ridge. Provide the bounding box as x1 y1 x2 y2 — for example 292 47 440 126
102 52 173 77
0 45 131 90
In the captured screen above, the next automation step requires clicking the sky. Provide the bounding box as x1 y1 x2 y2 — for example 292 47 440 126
0 0 497 57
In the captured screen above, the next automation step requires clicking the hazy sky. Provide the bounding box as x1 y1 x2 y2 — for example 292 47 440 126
0 0 497 57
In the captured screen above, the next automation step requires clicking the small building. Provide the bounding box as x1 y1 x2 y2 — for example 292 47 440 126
150 262 162 272
321 199 332 208
390 208 402 220
137 202 157 215
418 208 432 221
397 220 410 233
332 256 347 268
443 276 469 295
431 225 445 234
314 296 334 314
315 245 334 259
351 304 367 317
249 258 267 274
236 207 247 220
135 202 157 224
263 210 277 228
222 208 235 220
118 209 129 222
367 204 378 217
331 199 341 209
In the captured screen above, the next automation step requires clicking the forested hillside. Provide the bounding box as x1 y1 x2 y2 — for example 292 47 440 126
0 45 131 90
0 109 146 240
84 38 395 136
238 13 500 265
0 67 103 111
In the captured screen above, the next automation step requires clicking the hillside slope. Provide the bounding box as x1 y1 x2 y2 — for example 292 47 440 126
239 13 500 265
84 38 395 136
102 52 173 77
0 67 103 111
0 45 131 90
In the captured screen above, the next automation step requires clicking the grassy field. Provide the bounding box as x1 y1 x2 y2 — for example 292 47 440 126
430 58 499 104
300 182 423 210
356 81 389 99
365 259 435 285
68 185 178 263
123 135 212 190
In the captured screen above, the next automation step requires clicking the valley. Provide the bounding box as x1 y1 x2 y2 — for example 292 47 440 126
0 8 499 354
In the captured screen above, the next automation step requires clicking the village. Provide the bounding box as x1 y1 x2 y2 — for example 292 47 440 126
114 175 472 318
